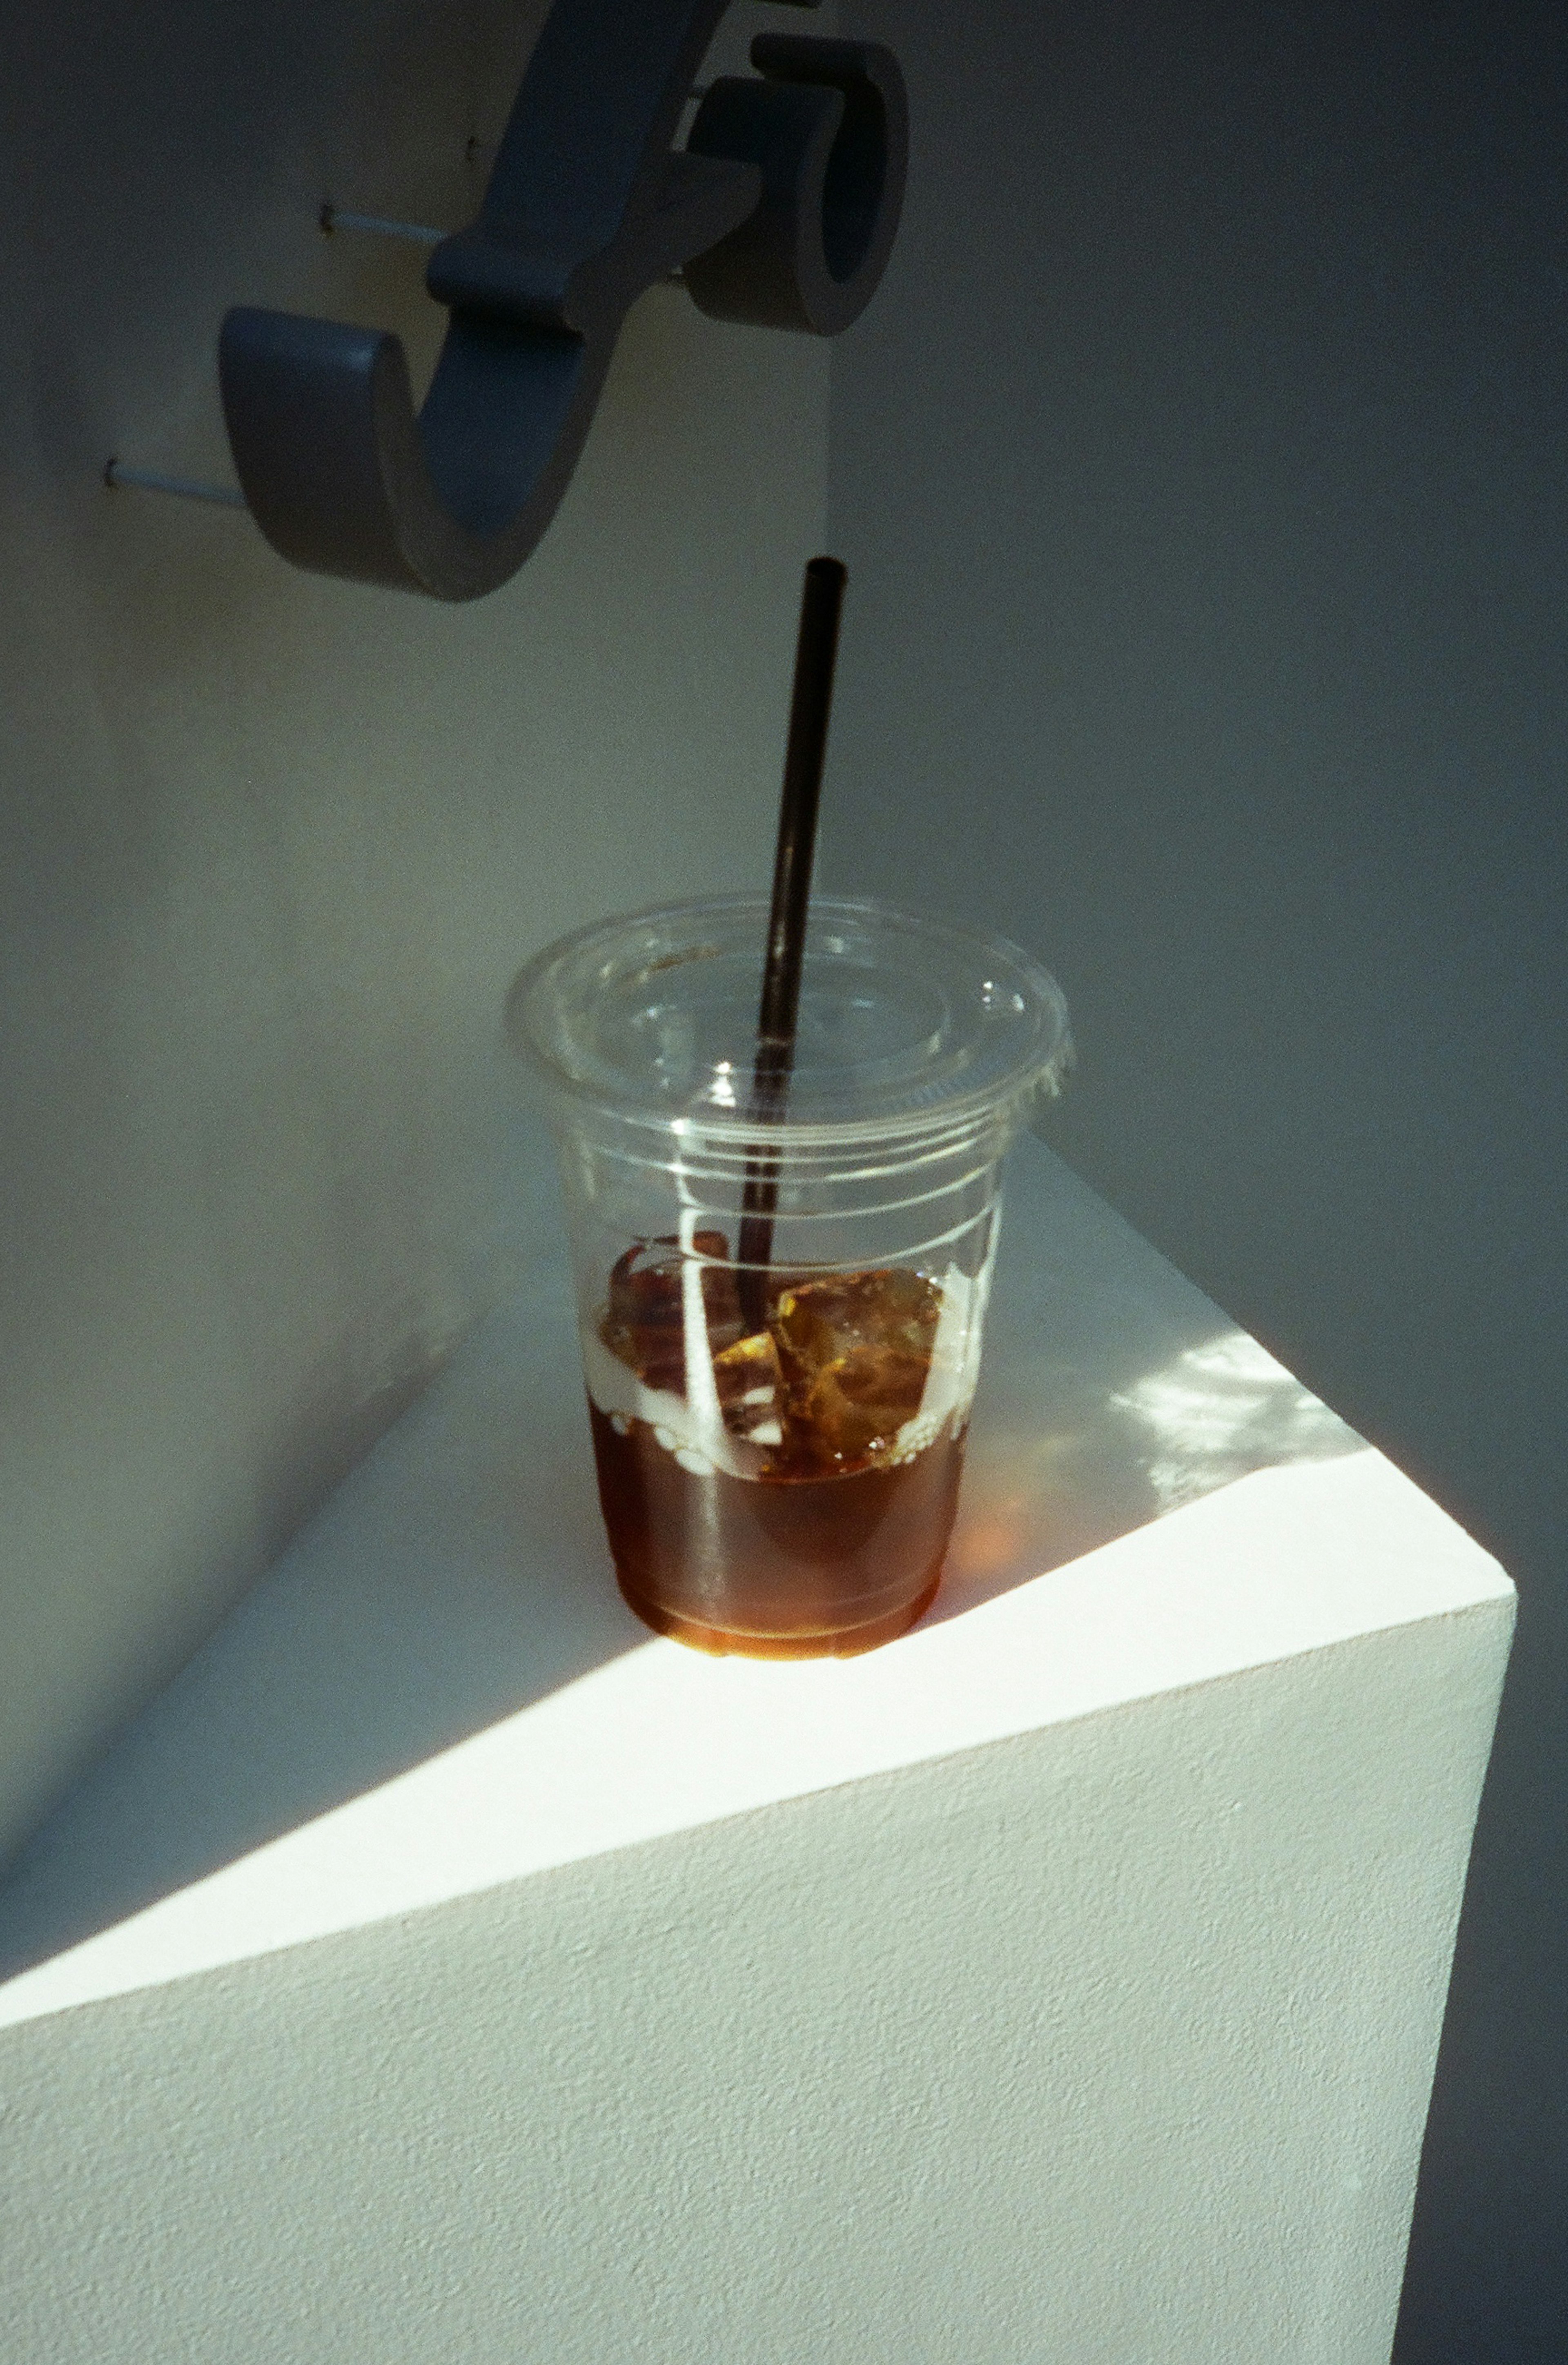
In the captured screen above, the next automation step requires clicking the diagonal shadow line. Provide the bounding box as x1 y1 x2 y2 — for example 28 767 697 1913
0 1137 1365 1986
0 1280 648 1986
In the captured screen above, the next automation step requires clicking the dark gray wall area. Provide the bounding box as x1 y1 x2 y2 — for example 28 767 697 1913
827 6 1566 2356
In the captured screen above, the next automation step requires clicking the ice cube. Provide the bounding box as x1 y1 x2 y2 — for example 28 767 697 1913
711 1327 786 1442
768 1269 943 1472
600 1230 741 1393
771 1268 942 1379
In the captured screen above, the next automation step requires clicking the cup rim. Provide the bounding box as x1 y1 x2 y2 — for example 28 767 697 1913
506 893 1073 1150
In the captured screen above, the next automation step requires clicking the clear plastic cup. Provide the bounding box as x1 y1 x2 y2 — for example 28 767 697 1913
506 896 1071 1658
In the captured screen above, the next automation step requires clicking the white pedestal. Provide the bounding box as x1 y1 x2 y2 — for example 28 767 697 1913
0 1143 1512 2365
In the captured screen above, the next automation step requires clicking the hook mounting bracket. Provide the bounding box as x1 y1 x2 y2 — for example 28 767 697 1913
218 0 906 602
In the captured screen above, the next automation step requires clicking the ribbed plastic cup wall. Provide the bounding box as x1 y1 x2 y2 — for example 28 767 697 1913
508 897 1071 1656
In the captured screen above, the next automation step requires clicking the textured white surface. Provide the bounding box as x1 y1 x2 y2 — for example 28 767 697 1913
0 1451 1503 2030
0 1143 1512 2363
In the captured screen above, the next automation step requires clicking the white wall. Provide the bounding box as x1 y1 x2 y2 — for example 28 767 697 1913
823 5 1566 2357
0 1615 1510 2365
0 0 830 1863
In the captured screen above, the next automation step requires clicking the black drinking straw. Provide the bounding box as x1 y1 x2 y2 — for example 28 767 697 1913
736 555 849 1331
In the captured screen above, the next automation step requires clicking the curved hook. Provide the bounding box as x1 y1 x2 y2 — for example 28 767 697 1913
219 0 904 604
684 39 909 335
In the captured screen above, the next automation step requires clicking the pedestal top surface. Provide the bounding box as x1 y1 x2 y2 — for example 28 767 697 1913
0 1139 1510 2028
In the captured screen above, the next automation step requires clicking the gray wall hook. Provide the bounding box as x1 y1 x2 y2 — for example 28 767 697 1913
219 0 907 604
685 38 908 335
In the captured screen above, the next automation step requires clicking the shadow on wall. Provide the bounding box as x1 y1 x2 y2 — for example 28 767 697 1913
0 1141 1363 1986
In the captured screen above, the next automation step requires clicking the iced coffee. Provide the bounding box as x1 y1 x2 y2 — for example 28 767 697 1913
505 894 1071 1661
583 1234 986 1655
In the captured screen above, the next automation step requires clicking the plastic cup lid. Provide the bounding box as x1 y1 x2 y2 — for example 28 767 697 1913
508 895 1073 1146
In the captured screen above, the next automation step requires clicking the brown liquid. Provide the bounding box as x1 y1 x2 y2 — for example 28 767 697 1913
590 1402 966 1658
